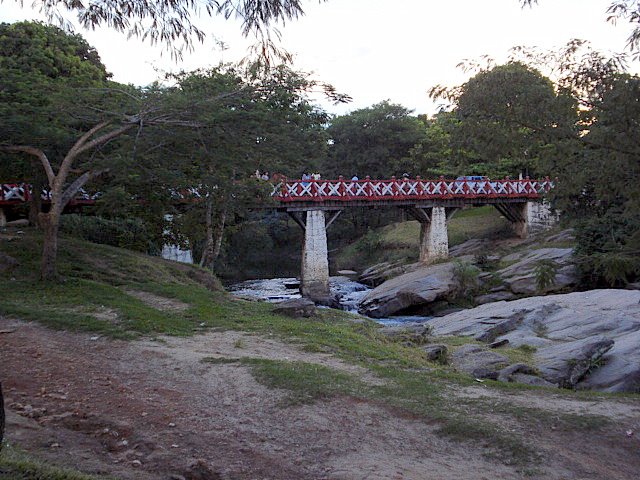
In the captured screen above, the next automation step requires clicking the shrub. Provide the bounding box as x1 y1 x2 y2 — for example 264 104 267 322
451 260 480 300
534 259 557 292
60 214 157 253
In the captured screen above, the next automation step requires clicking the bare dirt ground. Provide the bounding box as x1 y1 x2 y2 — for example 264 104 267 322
1 316 639 480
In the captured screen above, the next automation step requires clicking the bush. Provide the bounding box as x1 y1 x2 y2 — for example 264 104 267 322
534 259 557 292
451 260 480 301
59 214 157 253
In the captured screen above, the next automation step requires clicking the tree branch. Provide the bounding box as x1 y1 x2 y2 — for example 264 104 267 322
0 145 55 186
60 168 109 209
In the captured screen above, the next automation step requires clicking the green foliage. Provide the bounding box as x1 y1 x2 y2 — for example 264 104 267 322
428 62 577 178
324 101 427 178
59 214 157 254
533 259 558 292
451 260 481 301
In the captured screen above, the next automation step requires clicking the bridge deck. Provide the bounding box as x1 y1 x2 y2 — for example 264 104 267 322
273 177 552 210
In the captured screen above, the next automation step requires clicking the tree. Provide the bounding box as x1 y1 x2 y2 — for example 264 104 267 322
0 21 110 224
17 0 325 60
429 62 577 177
154 64 330 270
325 101 427 179
0 22 203 279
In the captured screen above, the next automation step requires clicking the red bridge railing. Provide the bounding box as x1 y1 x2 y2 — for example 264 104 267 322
0 183 98 206
274 177 553 202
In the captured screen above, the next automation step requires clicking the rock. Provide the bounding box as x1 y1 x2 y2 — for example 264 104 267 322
337 270 358 276
511 373 556 387
185 459 222 480
474 311 526 343
537 337 615 389
450 344 509 379
497 363 536 383
358 262 457 318
428 290 640 392
449 238 492 257
488 339 509 348
422 344 448 364
474 291 517 305
378 324 432 346
545 229 575 243
496 247 577 295
359 261 410 287
0 253 18 273
272 298 316 318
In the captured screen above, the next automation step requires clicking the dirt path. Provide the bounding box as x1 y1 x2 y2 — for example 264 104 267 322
1 316 639 479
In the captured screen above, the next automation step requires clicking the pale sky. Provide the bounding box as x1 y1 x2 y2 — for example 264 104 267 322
2 0 637 116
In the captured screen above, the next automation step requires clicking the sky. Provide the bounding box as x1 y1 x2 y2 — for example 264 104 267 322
2 0 638 116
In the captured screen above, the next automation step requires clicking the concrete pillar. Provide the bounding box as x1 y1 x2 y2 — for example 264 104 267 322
514 201 558 238
301 210 330 301
0 208 6 228
419 206 449 263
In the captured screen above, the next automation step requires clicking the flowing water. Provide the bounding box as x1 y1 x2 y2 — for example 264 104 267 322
229 277 432 326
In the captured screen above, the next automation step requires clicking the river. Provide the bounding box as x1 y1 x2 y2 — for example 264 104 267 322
228 277 432 326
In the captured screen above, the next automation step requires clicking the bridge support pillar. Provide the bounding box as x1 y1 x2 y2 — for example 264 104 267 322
497 201 557 238
412 206 452 264
301 210 330 302
0 208 6 228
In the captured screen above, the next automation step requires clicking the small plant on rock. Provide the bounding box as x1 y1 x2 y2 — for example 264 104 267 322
534 259 557 293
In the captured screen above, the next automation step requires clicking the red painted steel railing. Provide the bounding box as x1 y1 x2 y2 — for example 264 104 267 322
274 176 553 202
0 183 98 206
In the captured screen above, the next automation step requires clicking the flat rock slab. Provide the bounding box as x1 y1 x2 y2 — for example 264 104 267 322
429 290 640 392
359 263 457 318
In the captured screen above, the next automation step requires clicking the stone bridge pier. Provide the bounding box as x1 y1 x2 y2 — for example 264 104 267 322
0 208 6 228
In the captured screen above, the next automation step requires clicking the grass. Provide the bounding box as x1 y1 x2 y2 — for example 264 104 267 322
334 206 511 269
0 227 617 471
0 444 114 480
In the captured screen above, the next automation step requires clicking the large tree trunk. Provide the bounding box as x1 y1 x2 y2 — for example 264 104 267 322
0 382 4 451
199 198 215 269
40 210 60 280
211 206 227 266
29 177 44 227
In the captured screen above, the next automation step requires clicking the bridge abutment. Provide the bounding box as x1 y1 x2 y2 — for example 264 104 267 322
510 201 558 238
301 210 330 302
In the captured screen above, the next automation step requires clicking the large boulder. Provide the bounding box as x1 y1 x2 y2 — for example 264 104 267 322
428 290 640 392
496 247 577 295
358 262 458 318
272 298 316 318
450 344 509 379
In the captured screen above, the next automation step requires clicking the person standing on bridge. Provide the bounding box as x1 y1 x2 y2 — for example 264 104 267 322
351 175 359 181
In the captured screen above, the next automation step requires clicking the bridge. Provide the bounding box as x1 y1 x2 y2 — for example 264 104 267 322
2 177 556 303
271 176 556 302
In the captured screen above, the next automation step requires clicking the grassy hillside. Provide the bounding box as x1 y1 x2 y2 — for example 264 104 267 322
334 205 511 270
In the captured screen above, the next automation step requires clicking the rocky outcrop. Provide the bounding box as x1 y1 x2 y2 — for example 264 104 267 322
358 261 412 287
428 290 640 392
358 263 458 318
495 247 577 295
357 245 579 318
